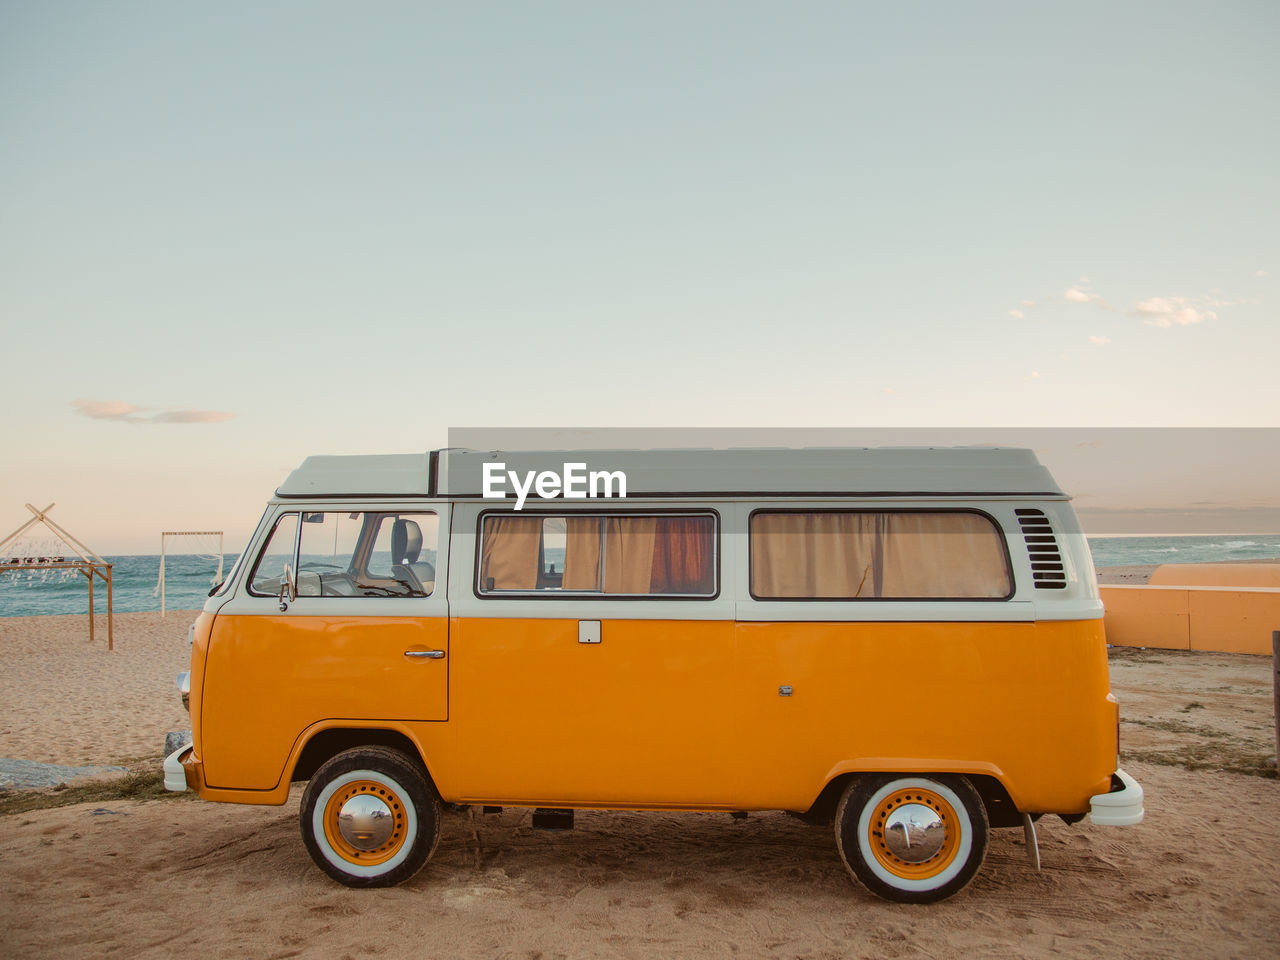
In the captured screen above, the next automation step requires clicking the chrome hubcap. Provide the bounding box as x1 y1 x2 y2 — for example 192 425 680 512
337 794 395 850
882 802 947 863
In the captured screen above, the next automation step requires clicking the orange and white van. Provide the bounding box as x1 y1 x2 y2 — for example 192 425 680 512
164 447 1143 902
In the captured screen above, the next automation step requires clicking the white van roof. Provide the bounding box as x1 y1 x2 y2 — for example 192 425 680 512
277 447 1065 498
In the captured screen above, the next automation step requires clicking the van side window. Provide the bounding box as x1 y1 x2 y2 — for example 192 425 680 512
249 513 299 595
478 514 716 597
249 511 437 598
750 511 1012 600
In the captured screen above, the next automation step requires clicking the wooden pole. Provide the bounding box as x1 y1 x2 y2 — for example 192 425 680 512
1273 631 1279 771
106 564 114 652
87 566 95 646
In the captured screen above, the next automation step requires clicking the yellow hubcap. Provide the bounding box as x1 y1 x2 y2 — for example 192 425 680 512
322 779 407 866
867 787 960 880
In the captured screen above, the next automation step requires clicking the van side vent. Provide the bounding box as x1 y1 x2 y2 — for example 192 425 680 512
1015 508 1067 590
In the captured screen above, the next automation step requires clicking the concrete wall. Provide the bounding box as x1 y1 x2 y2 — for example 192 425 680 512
1100 584 1280 655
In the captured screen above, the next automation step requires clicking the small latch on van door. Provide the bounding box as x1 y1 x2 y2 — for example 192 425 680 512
578 621 601 644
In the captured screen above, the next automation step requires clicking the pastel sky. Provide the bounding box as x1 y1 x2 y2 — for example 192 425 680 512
1 2 1276 553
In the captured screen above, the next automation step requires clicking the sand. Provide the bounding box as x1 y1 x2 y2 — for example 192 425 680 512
1096 564 1160 585
1095 556 1280 585
0 611 193 766
1 611 1278 959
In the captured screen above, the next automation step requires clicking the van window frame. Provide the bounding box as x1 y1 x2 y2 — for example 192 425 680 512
473 508 722 601
246 511 302 598
747 506 1016 603
245 508 440 599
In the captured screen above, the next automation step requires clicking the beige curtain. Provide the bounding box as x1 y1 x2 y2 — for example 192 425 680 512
751 513 877 598
880 513 1010 598
561 517 602 590
603 517 657 594
479 516 542 590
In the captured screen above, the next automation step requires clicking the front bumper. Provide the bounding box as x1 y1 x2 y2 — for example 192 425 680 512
163 745 195 793
1089 768 1144 826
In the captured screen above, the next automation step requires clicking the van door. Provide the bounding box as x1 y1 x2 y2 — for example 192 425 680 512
200 505 449 791
447 508 738 806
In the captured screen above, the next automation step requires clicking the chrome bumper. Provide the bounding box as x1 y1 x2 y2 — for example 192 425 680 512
1089 768 1144 826
164 745 193 792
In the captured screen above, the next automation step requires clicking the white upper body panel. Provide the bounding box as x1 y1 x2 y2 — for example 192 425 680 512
255 448 1097 622
276 447 1065 499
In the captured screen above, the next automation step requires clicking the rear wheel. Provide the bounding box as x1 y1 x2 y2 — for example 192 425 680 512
300 746 441 888
835 774 988 903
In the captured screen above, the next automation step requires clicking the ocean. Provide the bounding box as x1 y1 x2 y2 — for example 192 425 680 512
1 534 1278 618
1085 534 1280 568
0 553 242 618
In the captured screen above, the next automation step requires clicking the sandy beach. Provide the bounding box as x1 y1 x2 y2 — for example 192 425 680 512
0 611 192 767
1095 557 1280 586
1 607 1278 959
1095 564 1161 585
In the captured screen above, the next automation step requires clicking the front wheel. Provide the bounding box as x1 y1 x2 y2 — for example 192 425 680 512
300 746 441 888
835 774 988 903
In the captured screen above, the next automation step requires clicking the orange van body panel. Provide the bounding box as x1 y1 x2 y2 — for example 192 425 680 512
187 609 215 765
448 617 737 806
733 618 1114 812
190 611 1114 814
199 614 449 790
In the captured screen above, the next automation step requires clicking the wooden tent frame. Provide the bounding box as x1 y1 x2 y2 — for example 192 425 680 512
0 502 114 650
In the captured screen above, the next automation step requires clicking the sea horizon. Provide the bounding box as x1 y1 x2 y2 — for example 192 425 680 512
2 533 1279 619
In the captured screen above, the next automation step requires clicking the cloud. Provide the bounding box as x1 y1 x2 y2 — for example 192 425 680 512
1258 269 1268 278
1131 296 1216 328
72 398 235 425
1064 287 1091 303
1062 285 1112 309
71 399 147 422
153 409 236 423
881 387 896 395
1088 335 1111 345
1026 371 1041 380
1008 299 1038 319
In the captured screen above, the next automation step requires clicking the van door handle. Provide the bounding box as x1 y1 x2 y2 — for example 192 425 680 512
404 650 446 660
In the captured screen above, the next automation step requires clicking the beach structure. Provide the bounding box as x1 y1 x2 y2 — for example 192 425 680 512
155 530 225 618
0 502 113 649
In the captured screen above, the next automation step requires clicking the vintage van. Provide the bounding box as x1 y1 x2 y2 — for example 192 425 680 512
164 446 1143 903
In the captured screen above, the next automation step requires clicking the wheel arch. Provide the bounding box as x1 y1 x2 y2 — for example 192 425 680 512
808 765 1021 829
287 723 437 792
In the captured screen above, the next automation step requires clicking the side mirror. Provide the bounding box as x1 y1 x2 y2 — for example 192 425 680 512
278 564 297 611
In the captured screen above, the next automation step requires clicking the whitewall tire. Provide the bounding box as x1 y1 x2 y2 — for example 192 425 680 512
835 774 988 903
300 746 441 888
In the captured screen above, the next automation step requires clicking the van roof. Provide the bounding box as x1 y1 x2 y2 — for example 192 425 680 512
276 447 1066 498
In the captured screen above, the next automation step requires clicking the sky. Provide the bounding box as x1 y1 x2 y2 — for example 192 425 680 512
1 2 1277 553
